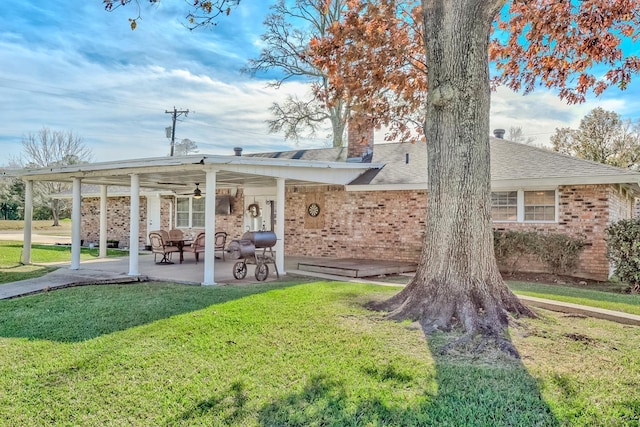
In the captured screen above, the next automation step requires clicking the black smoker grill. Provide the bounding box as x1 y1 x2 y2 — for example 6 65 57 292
232 231 280 281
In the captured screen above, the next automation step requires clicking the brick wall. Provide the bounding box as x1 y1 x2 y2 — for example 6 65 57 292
286 184 635 281
284 186 426 261
81 196 142 247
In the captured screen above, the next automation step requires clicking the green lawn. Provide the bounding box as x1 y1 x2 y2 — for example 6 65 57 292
0 240 131 284
509 281 640 316
0 281 637 426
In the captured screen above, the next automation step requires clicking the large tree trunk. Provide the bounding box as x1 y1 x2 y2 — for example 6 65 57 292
374 0 534 355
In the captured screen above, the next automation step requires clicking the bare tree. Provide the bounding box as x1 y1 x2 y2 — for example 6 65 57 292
551 107 640 170
173 138 199 156
244 0 349 148
22 128 92 226
508 126 536 145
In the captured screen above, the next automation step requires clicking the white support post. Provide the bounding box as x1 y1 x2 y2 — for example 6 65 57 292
203 169 217 285
22 180 33 265
276 177 286 275
70 177 82 270
128 174 140 276
99 185 108 258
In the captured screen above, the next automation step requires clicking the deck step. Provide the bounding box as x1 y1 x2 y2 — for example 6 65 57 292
297 258 417 278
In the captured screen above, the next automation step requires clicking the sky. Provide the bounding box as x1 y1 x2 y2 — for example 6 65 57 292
1 1 640 165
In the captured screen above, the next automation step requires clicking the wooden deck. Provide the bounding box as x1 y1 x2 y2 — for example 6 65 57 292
296 258 417 278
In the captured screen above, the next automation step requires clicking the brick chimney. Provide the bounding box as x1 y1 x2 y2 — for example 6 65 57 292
347 113 374 163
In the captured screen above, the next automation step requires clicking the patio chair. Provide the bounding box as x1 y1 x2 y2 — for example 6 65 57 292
168 228 184 243
157 229 171 245
149 231 180 264
183 232 206 264
215 231 228 261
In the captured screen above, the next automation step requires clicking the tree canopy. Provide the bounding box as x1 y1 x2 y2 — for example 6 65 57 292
551 107 640 169
310 0 640 141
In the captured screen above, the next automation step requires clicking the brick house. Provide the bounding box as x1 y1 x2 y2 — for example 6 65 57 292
21 133 640 282
245 138 640 280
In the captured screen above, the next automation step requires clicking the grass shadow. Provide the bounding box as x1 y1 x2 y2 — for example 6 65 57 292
0 281 300 343
251 362 559 426
175 345 559 426
421 332 559 426
169 381 249 426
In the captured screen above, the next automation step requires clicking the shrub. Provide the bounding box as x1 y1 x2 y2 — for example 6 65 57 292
494 230 585 276
33 206 53 221
494 230 540 274
537 233 585 275
606 219 640 293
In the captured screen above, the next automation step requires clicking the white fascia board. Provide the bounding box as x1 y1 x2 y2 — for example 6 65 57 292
18 156 204 176
19 164 206 182
491 175 640 190
1 169 21 178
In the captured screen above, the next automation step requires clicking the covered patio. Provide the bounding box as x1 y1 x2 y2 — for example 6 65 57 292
45 253 311 286
15 154 380 285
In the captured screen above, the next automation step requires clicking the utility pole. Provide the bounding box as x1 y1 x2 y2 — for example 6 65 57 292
165 107 189 156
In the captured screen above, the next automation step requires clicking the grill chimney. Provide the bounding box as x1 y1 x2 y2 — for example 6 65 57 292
493 129 506 139
233 147 243 156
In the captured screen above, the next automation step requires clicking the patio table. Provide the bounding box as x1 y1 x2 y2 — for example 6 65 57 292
167 239 192 264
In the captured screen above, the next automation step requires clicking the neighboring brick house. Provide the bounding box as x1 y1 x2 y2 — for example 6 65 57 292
56 135 640 281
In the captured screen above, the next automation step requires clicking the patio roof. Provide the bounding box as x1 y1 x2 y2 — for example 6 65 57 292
13 154 383 190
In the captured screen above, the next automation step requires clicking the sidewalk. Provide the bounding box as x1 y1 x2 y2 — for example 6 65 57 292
0 267 143 299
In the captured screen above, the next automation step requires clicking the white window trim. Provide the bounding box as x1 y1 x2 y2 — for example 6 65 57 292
491 190 519 223
492 188 558 224
175 196 206 229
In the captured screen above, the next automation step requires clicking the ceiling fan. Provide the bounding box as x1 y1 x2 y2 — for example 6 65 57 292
176 183 203 198
192 183 202 199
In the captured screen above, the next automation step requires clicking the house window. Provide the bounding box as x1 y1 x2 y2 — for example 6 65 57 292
176 198 190 228
524 190 556 221
491 191 518 221
192 197 205 228
176 197 206 228
491 189 557 223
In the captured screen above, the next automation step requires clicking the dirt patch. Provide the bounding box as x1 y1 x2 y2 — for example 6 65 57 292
564 332 596 344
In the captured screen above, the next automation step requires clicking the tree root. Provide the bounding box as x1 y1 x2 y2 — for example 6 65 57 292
368 276 533 359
